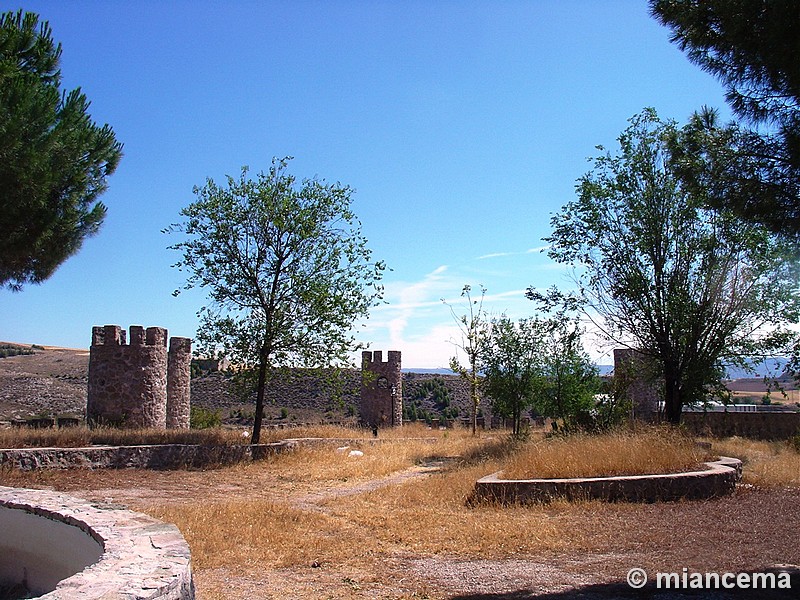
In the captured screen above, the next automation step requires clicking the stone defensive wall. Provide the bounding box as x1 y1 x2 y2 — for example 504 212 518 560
0 437 439 471
470 457 743 505
0 486 193 598
681 411 800 440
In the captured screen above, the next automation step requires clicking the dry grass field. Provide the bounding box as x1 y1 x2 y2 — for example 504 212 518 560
500 428 711 479
2 425 799 599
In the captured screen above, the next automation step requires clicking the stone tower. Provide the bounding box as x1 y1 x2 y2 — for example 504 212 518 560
167 336 193 429
613 348 661 422
360 350 402 428
87 325 191 429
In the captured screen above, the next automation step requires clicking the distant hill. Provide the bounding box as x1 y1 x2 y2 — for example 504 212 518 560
406 365 616 376
722 358 790 380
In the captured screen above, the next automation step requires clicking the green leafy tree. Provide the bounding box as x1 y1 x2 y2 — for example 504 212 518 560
535 317 599 431
0 10 123 290
541 109 800 424
479 316 543 436
650 0 800 237
167 158 386 444
444 284 487 435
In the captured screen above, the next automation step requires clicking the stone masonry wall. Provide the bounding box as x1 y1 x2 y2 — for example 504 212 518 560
682 411 800 440
360 350 403 428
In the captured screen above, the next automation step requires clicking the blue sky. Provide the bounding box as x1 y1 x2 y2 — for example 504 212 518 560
1 1 731 368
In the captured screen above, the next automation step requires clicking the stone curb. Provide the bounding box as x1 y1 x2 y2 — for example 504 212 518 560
0 486 193 599
470 457 743 504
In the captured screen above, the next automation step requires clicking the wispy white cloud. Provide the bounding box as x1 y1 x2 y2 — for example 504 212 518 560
476 245 550 260
354 258 586 368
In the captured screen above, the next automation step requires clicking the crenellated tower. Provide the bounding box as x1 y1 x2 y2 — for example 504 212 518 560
360 350 403 428
87 325 191 429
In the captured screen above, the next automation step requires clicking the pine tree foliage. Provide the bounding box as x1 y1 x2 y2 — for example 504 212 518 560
0 10 123 290
650 0 800 237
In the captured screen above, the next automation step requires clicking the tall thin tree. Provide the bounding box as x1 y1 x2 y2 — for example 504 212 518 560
445 284 487 435
167 158 386 443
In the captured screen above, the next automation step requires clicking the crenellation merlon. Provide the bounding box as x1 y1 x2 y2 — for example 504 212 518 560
129 325 145 346
361 350 401 367
102 325 122 346
146 326 168 347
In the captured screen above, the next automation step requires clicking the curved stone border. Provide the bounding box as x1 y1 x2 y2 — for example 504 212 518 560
0 437 439 470
471 457 743 504
0 486 193 598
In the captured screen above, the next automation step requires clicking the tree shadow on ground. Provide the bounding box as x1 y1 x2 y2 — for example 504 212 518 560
449 577 799 600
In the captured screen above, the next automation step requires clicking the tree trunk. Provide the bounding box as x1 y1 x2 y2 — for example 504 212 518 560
470 375 478 436
663 365 683 425
251 357 268 445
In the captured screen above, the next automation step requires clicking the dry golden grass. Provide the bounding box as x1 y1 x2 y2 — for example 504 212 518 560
148 499 379 569
3 426 799 599
0 422 441 449
500 427 711 479
141 428 799 575
325 463 573 558
250 424 492 483
0 425 248 448
0 426 92 448
136 427 510 570
144 431 572 571
710 436 800 487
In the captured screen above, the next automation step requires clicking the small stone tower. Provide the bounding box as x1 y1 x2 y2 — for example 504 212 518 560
167 336 193 429
87 325 191 429
360 350 402 428
613 348 661 422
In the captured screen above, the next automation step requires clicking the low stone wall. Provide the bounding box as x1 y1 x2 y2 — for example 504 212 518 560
471 457 743 505
0 437 439 471
0 486 193 599
0 442 293 470
682 411 800 440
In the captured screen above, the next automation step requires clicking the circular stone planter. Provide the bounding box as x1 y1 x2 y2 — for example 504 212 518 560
471 456 743 504
0 486 193 599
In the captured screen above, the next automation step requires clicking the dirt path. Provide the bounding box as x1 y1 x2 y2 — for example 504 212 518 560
291 459 448 512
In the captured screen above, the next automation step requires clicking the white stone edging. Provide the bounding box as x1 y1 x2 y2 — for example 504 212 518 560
0 486 193 599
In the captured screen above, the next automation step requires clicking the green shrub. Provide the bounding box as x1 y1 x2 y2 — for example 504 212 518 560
0 344 35 359
190 407 222 429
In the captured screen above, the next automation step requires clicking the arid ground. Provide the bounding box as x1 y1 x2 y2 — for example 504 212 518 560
1 348 799 599
2 430 799 600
